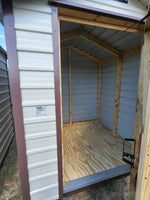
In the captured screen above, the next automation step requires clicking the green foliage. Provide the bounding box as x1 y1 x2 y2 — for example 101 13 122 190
0 139 21 199
105 182 116 194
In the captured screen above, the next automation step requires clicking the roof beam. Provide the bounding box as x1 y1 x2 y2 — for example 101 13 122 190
62 45 101 63
61 30 79 41
61 30 121 56
81 32 121 56
121 46 141 57
59 14 143 34
101 46 141 63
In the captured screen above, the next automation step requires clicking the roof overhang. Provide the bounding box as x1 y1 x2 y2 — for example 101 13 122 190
49 0 147 21
0 0 3 24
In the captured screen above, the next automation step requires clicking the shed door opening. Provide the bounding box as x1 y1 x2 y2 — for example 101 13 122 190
59 19 142 193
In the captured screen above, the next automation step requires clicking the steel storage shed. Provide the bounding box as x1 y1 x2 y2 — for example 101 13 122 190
0 46 14 165
1 0 150 200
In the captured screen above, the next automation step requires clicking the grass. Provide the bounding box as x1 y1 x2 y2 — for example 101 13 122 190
105 182 116 194
0 138 22 200
0 138 129 200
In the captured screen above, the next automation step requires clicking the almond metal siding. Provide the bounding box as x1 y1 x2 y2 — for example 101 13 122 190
0 46 14 165
13 0 58 199
65 0 147 20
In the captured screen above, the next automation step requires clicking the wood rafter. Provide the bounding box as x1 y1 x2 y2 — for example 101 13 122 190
81 32 120 56
61 30 121 56
61 30 79 41
62 45 101 63
101 46 141 64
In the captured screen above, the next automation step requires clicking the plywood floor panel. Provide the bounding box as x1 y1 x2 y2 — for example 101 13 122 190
63 122 130 183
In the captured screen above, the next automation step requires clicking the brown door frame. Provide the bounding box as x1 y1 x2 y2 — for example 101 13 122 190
51 6 64 199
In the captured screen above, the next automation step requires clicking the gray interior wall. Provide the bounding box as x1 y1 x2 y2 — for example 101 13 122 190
117 53 140 138
61 49 98 123
100 60 117 130
71 50 98 122
0 47 14 165
61 49 69 123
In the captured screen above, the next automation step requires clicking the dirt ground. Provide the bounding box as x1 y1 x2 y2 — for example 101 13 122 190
0 139 130 200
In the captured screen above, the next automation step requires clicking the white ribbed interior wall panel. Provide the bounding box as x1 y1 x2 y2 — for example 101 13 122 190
61 49 69 123
61 49 98 123
13 1 58 200
71 50 98 122
117 53 140 138
100 60 117 130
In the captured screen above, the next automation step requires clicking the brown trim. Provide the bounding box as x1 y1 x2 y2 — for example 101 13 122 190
1 0 31 200
49 0 144 22
51 6 63 199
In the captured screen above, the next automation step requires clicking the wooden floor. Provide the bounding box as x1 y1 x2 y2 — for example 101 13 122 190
62 122 131 183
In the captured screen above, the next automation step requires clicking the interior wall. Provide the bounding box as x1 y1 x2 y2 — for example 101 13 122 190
100 60 117 130
61 49 98 123
117 53 140 138
61 49 69 123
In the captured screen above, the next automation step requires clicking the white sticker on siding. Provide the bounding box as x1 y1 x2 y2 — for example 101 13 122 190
36 106 47 117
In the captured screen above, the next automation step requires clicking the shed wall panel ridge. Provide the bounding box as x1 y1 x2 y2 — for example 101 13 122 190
117 53 140 139
100 60 117 130
0 48 14 165
71 50 98 122
13 0 59 199
61 49 70 123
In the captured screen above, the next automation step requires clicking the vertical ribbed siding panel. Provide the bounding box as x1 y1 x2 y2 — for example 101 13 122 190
100 60 117 130
71 50 98 122
0 47 14 165
13 1 58 200
117 53 140 138
61 49 69 123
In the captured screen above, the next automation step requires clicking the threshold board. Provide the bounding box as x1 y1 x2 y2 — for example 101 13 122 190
63 164 130 194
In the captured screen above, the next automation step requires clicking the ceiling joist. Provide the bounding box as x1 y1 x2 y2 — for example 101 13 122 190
81 32 120 56
61 30 79 41
59 15 143 34
61 30 121 56
101 46 141 63
62 45 101 63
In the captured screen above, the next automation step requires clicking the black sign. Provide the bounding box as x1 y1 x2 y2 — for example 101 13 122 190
114 0 128 3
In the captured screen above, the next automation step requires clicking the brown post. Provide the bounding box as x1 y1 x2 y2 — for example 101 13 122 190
51 6 64 199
